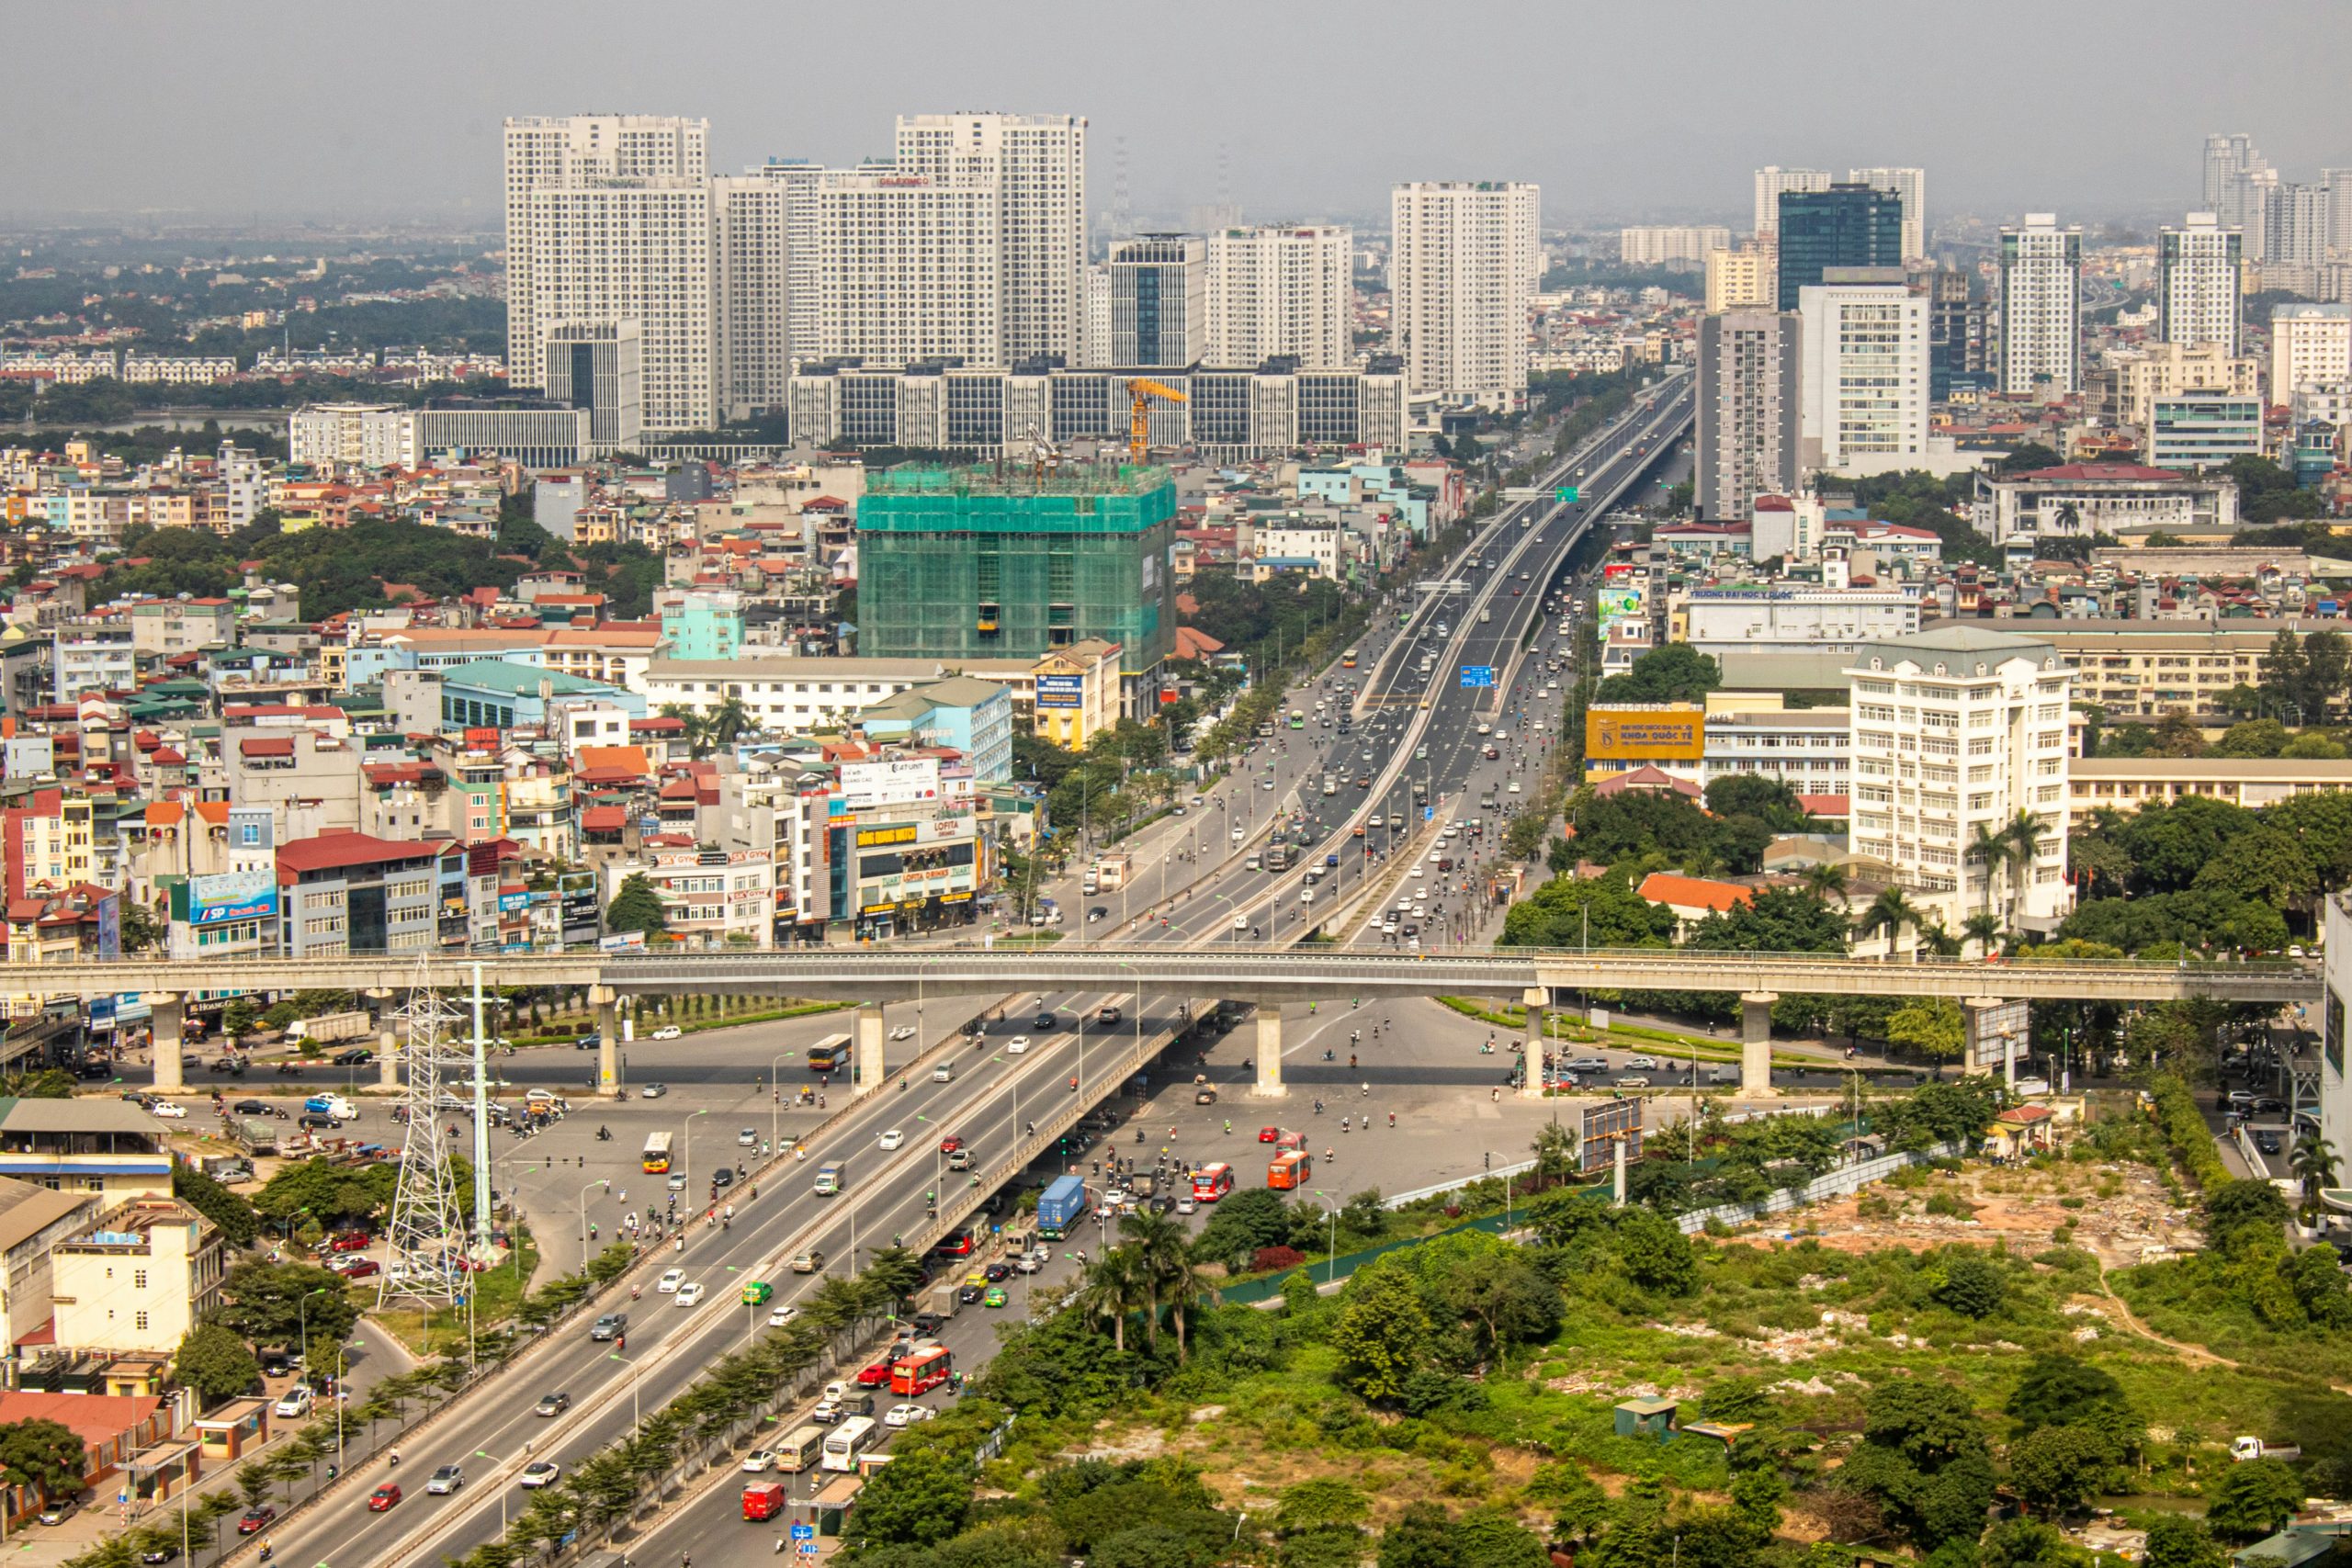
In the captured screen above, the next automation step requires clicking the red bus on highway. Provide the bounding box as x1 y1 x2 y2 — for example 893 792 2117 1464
1268 1151 1311 1190
1191 1163 1235 1202
890 1345 953 1397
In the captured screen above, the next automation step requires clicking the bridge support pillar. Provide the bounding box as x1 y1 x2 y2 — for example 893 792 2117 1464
854 1004 888 1095
1251 1003 1286 1098
364 989 398 1091
144 994 183 1094
592 987 621 1099
1964 998 2016 1088
1521 987 1549 1100
1740 993 1777 1098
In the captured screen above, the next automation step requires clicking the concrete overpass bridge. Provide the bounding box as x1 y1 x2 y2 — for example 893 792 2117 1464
9 946 2317 1100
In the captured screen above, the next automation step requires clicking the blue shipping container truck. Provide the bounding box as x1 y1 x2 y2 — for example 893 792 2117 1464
1036 1174 1088 1237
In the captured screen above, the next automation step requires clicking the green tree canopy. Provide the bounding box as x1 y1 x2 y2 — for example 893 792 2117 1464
174 1324 261 1407
213 1261 360 1348
605 873 668 938
0 1418 90 1502
1498 871 1678 949
1594 643 1721 705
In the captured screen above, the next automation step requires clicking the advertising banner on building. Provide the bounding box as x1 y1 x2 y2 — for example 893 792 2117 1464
186 870 278 926
1585 706 1704 761
1596 587 1644 629
1035 674 1085 709
840 757 942 810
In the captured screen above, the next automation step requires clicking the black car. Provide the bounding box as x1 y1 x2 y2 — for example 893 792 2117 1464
958 1284 984 1304
298 1113 341 1131
574 1032 600 1051
712 1168 735 1190
910 1312 943 1336
2254 1129 2283 1155
331 1048 373 1066
983 1262 1011 1282
139 1544 181 1564
1034 1012 1057 1030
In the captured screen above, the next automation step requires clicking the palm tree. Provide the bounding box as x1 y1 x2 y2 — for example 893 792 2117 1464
1965 822 2010 921
1856 889 1924 960
2291 1136 2339 1219
707 694 754 749
1962 912 2007 960
1075 1247 1149 1353
1799 862 1849 906
1118 1210 1200 1356
2002 811 2048 931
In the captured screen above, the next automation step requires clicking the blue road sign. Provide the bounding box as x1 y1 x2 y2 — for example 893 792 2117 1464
792 1524 816 1542
1459 665 1495 688
1423 806 1435 821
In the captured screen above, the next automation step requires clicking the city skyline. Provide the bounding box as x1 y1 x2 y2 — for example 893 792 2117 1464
6 0 2351 229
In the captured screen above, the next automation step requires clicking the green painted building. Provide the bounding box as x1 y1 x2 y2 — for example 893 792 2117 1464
856 464 1176 673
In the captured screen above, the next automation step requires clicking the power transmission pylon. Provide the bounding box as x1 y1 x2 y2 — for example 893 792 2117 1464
378 967 470 1310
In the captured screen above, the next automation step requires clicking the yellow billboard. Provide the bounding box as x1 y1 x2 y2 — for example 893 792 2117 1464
1586 705 1705 761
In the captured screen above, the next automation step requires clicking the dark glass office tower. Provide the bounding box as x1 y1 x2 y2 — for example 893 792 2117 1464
1777 185 1905 310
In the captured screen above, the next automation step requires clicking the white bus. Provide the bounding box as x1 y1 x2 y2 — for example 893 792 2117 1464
821 1415 880 1472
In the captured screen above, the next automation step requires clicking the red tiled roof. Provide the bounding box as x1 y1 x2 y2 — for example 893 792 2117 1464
238 737 295 759
581 806 627 831
0 1390 163 1450
2009 464 2190 483
1797 794 1850 817
276 830 439 880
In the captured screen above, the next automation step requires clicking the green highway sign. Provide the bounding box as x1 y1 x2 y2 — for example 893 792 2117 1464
1555 486 1580 502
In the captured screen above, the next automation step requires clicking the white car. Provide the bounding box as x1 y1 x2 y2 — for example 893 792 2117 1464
1380 919 1397 935
650 1025 683 1040
877 1129 905 1151
767 1304 799 1328
1230 827 1244 842
1507 781 1521 794
1006 1035 1032 1055
150 1101 187 1119
883 1403 934 1428
889 1025 916 1042
1408 865 1425 879
1625 1055 1660 1071
1013 1252 1042 1274
518 1461 561 1489
674 1282 705 1307
1176 1196 1197 1214
656 1268 685 1293
741 1450 775 1473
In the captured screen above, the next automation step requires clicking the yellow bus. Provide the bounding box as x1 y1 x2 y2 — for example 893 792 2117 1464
641 1132 673 1174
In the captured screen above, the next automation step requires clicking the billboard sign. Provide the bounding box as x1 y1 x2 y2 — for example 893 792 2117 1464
1459 665 1495 688
1596 587 1644 628
1580 1097 1645 1175
840 757 942 810
1035 673 1085 709
187 869 278 926
1585 706 1704 761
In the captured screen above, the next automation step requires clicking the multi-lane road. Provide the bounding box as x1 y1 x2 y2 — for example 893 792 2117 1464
245 379 1695 1568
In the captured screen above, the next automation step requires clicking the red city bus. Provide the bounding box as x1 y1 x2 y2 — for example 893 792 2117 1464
1191 1163 1235 1203
890 1345 953 1397
1268 1151 1312 1190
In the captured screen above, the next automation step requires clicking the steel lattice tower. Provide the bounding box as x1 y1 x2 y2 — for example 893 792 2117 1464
378 976 470 1308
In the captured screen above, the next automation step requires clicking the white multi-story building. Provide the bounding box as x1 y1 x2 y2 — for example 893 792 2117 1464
1704 247 1772 313
1204 224 1352 368
1680 584 1922 657
1082 264 1112 367
712 171 797 419
542 322 642 454
1846 167 1928 261
1753 167 1830 240
1997 214 2082 396
523 175 718 434
2157 212 2244 355
503 115 708 396
1107 233 1205 368
1797 277 1928 474
808 170 1001 368
1388 181 1541 408
2328 167 2352 256
1846 626 2074 928
2266 181 2334 270
1619 226 1732 267
2269 302 2352 400
893 112 1087 366
288 402 414 470
1701 705 1851 798
2110 340 2261 427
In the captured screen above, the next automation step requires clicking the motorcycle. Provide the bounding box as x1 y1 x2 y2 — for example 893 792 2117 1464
596 1126 612 1142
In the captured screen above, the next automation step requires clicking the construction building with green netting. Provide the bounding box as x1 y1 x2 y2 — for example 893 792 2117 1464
854 463 1177 677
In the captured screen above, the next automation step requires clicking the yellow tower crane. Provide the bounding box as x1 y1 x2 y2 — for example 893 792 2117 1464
1125 378 1187 466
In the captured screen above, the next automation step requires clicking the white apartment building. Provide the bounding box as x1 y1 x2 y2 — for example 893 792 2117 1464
1389 181 1541 408
894 112 1087 365
1997 215 2081 396
1680 584 1922 656
2110 339 2260 427
1701 705 1851 797
1847 167 1928 262
2267 181 2334 270
1753 167 1830 239
288 402 415 470
1107 234 1205 368
1797 278 1928 475
1704 248 1772 313
1619 226 1731 267
712 172 797 418
808 171 1002 367
525 176 717 433
604 848 775 950
1846 626 2074 928
503 115 708 395
2157 212 2244 355
2269 302 2352 400
1204 224 1352 368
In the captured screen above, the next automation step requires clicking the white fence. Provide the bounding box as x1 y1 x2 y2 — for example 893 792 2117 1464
1675 1141 1963 1234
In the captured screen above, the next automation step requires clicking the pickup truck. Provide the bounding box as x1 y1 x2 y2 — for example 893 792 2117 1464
2233 1436 2301 1462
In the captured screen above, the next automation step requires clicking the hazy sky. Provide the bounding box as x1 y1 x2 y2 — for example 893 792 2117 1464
8 0 2348 229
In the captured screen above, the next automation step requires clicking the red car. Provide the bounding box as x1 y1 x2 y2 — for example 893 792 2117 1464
938 1134 963 1155
854 1360 894 1388
330 1232 372 1253
237 1506 277 1536
368 1483 401 1512
331 1258 381 1280
1258 1126 1279 1143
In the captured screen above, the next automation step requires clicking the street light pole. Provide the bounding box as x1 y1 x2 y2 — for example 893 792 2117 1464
579 1179 608 1260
